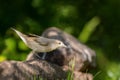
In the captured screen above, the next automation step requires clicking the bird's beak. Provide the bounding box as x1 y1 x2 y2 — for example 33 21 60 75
62 44 67 48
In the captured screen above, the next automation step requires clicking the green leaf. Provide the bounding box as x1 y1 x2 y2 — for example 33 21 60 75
78 16 100 43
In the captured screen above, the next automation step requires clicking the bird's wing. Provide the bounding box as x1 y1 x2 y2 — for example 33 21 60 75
27 33 40 37
27 33 50 46
33 37 49 46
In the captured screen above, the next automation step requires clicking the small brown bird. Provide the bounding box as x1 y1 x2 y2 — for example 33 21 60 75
11 28 67 59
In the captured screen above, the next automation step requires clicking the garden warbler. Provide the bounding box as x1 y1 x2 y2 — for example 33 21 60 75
11 28 67 59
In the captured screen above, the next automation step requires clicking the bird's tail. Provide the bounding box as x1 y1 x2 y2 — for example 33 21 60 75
11 28 28 45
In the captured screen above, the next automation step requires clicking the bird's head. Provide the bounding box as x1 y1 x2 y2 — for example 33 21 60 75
54 40 67 48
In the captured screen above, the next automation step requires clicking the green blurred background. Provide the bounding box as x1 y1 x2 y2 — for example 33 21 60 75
0 0 120 80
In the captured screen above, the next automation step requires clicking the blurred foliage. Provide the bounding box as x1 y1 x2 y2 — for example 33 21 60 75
0 0 120 80
79 16 100 43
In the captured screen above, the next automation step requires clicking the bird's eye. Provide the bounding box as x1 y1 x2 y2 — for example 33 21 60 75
58 42 61 44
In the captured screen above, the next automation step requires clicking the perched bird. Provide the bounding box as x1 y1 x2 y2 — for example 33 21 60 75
11 28 67 59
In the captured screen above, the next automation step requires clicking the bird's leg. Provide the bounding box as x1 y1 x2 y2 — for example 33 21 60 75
42 53 47 59
32 50 42 59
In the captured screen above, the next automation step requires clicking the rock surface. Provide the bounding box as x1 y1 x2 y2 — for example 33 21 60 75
0 27 96 80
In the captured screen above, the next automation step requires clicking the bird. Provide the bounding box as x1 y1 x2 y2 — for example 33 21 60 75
11 28 67 59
